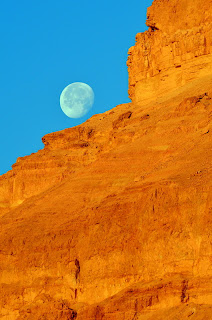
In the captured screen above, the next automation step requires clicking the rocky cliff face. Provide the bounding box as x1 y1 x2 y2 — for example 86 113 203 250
1 0 212 319
127 0 212 103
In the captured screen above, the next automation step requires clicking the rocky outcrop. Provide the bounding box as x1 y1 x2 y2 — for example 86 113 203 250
127 0 212 103
1 87 212 319
0 107 132 210
1 0 212 319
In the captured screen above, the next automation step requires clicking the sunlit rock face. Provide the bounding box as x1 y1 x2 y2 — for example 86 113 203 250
1 0 212 319
127 0 212 103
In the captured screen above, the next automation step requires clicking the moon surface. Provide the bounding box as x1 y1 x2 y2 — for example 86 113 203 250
60 82 94 118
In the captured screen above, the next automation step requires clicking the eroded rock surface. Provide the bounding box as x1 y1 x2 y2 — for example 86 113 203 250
127 0 212 103
1 0 212 319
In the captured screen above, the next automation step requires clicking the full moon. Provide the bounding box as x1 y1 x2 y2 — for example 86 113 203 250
60 82 94 118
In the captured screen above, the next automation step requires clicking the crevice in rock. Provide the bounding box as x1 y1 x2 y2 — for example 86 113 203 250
75 259 80 282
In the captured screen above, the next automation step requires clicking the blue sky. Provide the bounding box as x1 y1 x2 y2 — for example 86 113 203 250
0 0 152 175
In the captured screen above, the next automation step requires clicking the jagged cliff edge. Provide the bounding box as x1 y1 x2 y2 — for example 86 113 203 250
1 0 212 319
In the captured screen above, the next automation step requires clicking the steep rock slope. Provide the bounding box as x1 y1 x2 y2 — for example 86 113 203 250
1 0 212 319
127 0 212 103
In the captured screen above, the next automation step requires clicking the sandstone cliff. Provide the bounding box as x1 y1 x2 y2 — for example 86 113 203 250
127 0 212 103
1 0 212 319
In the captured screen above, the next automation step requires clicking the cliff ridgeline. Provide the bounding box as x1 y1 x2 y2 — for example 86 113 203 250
1 0 212 319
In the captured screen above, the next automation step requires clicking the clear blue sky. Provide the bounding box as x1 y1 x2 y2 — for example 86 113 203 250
0 0 152 175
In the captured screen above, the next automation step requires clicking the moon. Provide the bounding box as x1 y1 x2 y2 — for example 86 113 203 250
60 82 94 118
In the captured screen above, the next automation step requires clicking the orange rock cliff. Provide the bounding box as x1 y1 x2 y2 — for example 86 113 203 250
127 0 212 103
1 0 212 319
